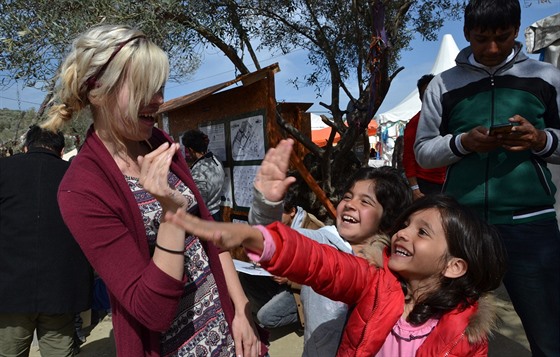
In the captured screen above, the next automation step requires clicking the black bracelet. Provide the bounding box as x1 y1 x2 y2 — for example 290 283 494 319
155 243 184 255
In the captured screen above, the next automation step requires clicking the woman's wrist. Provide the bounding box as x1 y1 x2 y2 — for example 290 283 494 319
155 242 184 254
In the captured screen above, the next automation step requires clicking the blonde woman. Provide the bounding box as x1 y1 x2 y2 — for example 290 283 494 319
42 25 263 357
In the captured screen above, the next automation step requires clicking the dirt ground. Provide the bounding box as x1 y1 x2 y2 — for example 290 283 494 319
30 284 530 356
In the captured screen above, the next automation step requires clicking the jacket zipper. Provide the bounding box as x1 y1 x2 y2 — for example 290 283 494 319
483 73 497 221
443 332 465 357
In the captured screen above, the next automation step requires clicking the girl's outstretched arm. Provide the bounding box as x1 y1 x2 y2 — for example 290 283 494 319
254 139 297 202
166 209 265 253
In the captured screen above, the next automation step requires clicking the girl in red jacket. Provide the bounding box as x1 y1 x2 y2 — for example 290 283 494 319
167 139 508 356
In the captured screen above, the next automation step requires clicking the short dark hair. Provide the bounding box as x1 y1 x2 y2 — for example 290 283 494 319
182 129 209 153
464 0 520 33
24 125 65 153
417 74 434 92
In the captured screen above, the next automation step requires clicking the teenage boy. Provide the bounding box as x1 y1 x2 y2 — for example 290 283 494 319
414 0 560 356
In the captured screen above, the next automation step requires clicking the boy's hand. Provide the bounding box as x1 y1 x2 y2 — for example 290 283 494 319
499 115 547 152
165 209 265 253
254 139 297 202
461 126 501 152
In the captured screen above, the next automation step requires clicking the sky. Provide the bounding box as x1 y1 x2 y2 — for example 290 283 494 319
0 1 558 115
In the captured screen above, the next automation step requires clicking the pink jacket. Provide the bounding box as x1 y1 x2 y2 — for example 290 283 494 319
262 222 496 356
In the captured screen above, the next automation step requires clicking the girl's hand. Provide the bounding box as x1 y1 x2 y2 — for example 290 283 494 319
138 142 186 213
231 303 260 357
165 209 265 253
254 139 297 202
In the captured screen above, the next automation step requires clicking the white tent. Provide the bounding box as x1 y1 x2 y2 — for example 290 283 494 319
374 34 460 125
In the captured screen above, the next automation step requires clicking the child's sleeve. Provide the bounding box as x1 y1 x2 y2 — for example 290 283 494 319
260 222 376 305
245 225 277 262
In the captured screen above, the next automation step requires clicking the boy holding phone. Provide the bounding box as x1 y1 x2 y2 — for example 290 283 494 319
414 0 560 356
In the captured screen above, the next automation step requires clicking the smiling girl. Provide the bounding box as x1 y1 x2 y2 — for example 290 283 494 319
247 141 412 356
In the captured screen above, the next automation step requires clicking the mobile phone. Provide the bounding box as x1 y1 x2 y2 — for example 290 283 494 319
489 123 513 136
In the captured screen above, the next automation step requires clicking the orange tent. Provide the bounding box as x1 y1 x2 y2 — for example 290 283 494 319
311 120 378 147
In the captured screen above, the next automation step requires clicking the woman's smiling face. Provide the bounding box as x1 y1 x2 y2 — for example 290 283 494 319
113 82 164 142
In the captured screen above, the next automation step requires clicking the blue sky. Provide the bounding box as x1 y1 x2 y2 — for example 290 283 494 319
1 1 558 115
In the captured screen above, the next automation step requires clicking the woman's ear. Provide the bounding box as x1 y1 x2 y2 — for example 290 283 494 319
443 257 468 279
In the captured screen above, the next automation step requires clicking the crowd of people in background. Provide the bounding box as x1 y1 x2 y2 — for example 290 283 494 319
1 0 559 356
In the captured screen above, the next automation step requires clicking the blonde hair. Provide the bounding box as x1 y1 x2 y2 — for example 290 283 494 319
42 24 169 152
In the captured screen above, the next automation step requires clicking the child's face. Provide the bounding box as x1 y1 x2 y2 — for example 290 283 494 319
388 208 450 288
464 25 518 67
336 180 383 244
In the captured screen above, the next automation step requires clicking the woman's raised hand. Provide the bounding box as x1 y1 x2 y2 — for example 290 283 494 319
165 209 265 253
254 139 297 202
138 142 186 212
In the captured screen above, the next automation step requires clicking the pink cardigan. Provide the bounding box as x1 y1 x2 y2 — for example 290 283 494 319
58 127 235 356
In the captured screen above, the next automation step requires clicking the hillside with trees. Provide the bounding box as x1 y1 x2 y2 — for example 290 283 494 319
0 108 91 156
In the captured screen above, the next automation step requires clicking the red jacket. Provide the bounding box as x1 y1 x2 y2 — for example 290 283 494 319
262 222 496 356
58 127 235 356
403 112 446 184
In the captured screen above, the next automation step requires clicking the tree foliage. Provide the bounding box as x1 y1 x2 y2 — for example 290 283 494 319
1 0 468 220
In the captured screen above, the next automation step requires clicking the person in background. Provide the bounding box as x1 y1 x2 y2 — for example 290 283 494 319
41 24 263 357
391 135 404 172
403 74 446 200
415 0 560 355
182 129 226 221
248 140 412 356
0 125 92 357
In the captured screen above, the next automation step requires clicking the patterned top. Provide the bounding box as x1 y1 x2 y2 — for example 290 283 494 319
126 172 235 356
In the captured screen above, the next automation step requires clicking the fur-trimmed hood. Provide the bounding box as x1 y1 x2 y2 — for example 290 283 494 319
465 294 501 345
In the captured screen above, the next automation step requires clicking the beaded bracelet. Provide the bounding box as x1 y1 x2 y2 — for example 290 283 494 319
155 242 184 255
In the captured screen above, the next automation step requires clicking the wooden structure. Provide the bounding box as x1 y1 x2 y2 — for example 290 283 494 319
157 63 318 221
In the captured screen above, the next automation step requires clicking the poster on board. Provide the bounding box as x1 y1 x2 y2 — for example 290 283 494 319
230 114 266 161
232 165 260 208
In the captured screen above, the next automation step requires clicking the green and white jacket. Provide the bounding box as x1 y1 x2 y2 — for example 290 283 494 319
415 42 560 224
